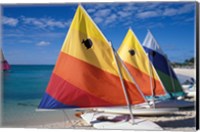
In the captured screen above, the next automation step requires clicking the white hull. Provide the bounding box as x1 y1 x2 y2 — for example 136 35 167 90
95 107 178 116
81 112 163 130
182 85 196 98
186 91 196 97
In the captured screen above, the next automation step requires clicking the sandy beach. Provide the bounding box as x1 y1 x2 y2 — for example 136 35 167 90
25 68 196 131
30 98 195 131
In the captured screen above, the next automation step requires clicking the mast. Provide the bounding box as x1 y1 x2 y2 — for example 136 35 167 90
110 43 135 124
129 28 155 107
117 54 149 104
146 30 170 98
147 52 155 108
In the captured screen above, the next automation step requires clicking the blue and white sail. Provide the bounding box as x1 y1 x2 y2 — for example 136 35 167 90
142 30 184 97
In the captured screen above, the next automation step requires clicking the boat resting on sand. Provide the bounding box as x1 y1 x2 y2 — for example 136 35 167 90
94 99 194 116
94 106 178 116
81 112 163 130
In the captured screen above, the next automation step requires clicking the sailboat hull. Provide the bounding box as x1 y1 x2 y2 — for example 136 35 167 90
81 112 163 130
95 107 178 116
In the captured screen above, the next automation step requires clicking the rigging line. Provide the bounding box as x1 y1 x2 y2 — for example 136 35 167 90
63 110 75 129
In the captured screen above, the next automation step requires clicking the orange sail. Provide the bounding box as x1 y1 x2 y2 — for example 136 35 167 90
118 29 166 96
38 5 146 109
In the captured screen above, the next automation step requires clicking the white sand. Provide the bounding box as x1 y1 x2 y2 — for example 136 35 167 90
174 68 196 81
31 97 196 131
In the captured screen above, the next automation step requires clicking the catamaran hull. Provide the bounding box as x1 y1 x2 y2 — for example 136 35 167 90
81 112 163 130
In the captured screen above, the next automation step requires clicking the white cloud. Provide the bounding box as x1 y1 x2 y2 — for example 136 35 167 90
163 3 194 17
94 9 111 17
184 17 194 22
94 17 103 24
3 16 19 26
118 11 131 18
21 16 71 29
46 19 68 28
143 3 161 10
23 17 44 27
177 4 194 14
90 7 116 26
94 4 107 10
136 11 160 19
163 8 177 16
87 8 96 13
36 41 50 46
105 14 117 25
135 3 194 20
122 3 138 12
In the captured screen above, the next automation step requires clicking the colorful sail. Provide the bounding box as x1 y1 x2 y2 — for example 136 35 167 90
118 29 166 96
1 49 10 71
38 5 146 109
142 30 183 96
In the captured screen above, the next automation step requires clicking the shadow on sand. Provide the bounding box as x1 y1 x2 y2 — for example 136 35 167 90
155 117 195 128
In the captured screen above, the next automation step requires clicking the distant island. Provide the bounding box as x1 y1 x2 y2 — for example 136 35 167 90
171 57 195 68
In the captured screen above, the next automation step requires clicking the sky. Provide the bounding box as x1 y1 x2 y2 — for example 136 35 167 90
1 2 196 64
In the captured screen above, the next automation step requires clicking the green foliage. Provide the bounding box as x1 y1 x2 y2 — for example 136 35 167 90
171 57 195 68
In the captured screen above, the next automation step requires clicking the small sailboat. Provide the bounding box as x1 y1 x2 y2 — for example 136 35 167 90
96 29 178 115
142 30 194 108
1 49 10 71
118 29 167 101
38 5 162 130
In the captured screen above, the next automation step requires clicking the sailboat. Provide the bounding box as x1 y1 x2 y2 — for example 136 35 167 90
118 29 167 99
95 29 178 115
1 49 10 71
142 30 194 108
38 5 163 130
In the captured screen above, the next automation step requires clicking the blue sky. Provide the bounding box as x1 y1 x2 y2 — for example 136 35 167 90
2 2 196 64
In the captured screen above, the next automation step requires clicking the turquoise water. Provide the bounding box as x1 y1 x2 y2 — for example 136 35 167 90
3 65 53 101
2 65 77 127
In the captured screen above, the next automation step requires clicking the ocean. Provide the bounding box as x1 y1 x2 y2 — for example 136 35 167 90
2 65 77 127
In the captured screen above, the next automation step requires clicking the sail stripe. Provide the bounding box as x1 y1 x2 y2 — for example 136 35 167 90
38 93 77 109
143 47 183 93
124 61 166 96
53 52 145 105
61 29 123 80
156 70 183 93
143 46 177 80
46 73 122 107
